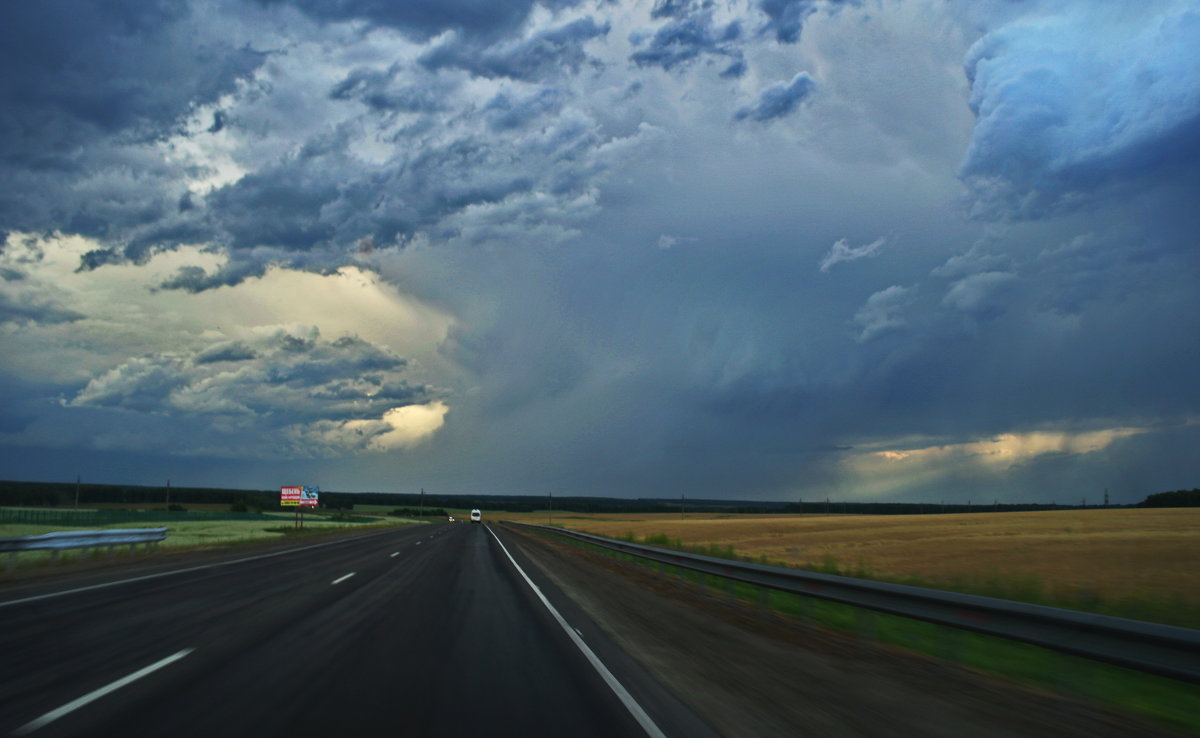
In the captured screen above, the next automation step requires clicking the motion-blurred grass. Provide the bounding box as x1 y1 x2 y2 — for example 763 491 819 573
0 512 418 570
545 528 1200 735
504 508 1200 628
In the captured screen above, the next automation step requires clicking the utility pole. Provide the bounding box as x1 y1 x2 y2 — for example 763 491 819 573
680 495 685 520
166 479 171 510
1104 489 1109 507
549 491 553 526
419 488 424 521
74 476 80 509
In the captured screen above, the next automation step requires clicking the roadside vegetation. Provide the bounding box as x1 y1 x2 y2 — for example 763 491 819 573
528 524 1200 734
0 509 418 573
502 508 1200 629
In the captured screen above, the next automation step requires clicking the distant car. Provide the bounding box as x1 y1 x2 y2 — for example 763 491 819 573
448 516 455 522
470 509 481 524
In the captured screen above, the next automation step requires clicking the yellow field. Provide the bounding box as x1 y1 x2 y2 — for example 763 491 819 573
498 509 1200 616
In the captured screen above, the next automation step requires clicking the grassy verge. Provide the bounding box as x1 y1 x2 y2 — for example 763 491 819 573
0 513 417 574
604 529 1200 630
534 526 1200 735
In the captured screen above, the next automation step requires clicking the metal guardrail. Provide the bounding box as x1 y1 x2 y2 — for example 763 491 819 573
512 522 1200 684
1 528 168 569
0 508 278 526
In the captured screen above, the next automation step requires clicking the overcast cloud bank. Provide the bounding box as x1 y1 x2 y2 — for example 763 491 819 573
1 0 1198 503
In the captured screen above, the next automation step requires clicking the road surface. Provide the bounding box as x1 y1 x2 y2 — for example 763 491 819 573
0 524 716 738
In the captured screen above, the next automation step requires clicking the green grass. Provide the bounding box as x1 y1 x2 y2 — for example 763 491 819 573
619 531 1200 629
0 513 417 572
535 526 1200 735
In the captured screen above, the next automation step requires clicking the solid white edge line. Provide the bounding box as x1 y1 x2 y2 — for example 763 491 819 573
390 552 400 558
0 527 405 609
13 649 194 735
486 526 668 738
331 572 356 585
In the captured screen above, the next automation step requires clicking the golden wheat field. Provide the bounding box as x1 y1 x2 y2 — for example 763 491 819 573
498 508 1200 611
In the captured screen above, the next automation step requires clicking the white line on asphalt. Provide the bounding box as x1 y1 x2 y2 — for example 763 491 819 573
0 529 401 609
486 526 668 738
416 541 422 545
390 552 400 558
13 648 194 735
331 572 356 585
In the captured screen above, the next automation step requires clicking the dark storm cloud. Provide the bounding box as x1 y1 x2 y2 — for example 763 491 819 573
195 122 537 263
420 17 610 81
259 0 580 41
960 4 1200 219
0 1 261 152
310 377 429 405
719 59 747 79
758 0 855 43
484 88 567 131
156 91 659 289
0 1 264 235
194 341 258 364
650 0 706 20
0 291 84 326
0 235 83 325
6 0 1198 503
734 72 815 122
853 285 911 342
330 67 450 113
70 328 431 428
940 271 1018 319
206 164 340 252
630 11 744 72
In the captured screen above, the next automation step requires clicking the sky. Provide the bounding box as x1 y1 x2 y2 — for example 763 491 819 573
2 0 1198 504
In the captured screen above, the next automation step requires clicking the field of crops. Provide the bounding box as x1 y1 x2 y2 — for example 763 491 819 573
499 508 1200 625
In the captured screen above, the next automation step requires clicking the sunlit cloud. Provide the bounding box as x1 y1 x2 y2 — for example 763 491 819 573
838 425 1158 498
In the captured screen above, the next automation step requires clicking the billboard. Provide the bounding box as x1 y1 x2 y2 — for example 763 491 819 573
280 485 319 507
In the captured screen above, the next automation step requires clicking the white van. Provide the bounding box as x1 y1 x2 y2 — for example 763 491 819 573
470 509 482 523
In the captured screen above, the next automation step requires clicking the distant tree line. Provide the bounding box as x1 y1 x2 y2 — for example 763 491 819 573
1136 489 1200 508
3 479 1197 513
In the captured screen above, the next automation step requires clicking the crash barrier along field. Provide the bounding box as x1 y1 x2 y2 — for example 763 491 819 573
510 523 1200 683
512 521 1200 731
1 528 167 570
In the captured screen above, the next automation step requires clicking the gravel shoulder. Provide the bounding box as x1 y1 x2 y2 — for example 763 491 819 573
504 524 1187 738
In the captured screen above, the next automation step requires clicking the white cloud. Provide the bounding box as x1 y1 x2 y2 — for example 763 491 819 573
942 270 1017 314
819 236 887 272
283 401 448 456
840 424 1154 498
853 285 911 342
0 232 454 385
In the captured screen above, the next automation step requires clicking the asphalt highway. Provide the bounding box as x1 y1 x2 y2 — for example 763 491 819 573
0 523 717 738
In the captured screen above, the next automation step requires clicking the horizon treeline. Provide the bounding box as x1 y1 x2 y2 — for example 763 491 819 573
2 479 1197 513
